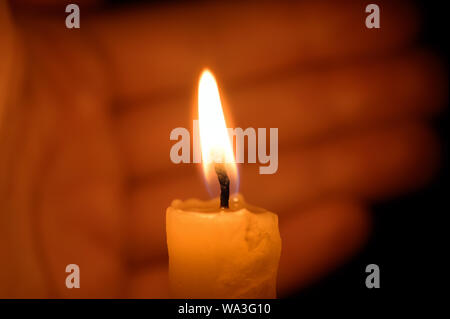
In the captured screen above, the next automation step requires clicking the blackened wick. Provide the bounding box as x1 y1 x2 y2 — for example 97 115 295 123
214 163 230 209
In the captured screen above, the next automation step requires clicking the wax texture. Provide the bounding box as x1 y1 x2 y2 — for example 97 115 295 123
166 197 281 299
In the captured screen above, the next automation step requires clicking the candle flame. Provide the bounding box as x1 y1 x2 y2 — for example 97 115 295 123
198 69 238 195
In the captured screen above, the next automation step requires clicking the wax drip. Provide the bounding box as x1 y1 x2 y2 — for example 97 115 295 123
214 163 230 209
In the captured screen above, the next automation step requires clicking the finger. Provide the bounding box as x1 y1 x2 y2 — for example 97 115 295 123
88 0 420 100
240 122 440 210
125 122 438 262
227 51 446 138
116 52 446 178
277 199 370 296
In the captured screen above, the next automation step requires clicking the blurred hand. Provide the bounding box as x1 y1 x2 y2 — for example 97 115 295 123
0 0 446 298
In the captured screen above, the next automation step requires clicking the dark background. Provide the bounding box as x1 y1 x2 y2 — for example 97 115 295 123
109 0 449 303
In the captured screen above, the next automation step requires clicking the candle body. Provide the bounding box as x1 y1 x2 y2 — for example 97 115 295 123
166 195 281 298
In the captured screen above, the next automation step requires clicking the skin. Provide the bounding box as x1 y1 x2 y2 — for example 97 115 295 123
0 0 447 298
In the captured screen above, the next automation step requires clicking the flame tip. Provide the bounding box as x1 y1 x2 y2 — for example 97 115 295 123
199 68 215 81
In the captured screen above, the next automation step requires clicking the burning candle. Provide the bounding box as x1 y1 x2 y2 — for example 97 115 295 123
166 70 281 299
